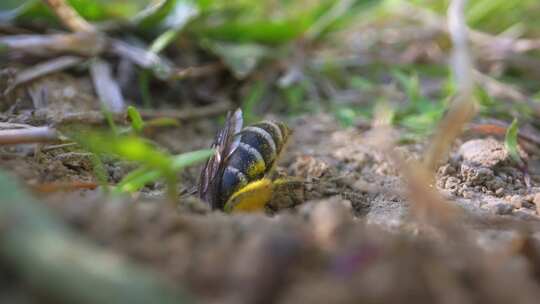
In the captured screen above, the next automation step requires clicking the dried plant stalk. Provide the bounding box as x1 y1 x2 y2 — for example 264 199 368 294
89 58 126 113
0 127 59 145
0 33 106 57
42 0 95 33
423 0 477 177
5 56 83 94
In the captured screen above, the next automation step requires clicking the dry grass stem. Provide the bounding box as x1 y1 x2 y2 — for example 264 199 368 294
0 126 59 145
0 33 106 57
42 0 96 33
89 59 126 113
424 0 477 176
5 56 83 94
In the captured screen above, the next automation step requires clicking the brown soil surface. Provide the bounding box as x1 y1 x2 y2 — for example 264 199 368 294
2 75 540 304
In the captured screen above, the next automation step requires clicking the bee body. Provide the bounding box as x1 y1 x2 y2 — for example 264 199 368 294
198 109 291 211
217 121 289 209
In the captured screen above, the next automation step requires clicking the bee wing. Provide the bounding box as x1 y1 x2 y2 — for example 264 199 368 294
198 108 243 207
226 109 243 158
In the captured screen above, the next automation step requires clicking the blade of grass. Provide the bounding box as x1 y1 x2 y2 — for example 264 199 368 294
138 70 152 108
202 40 270 79
115 149 213 194
79 131 178 200
70 131 174 179
127 106 144 134
89 153 108 188
101 107 119 135
243 80 265 123
115 167 160 193
305 0 355 41
505 118 524 166
149 0 199 53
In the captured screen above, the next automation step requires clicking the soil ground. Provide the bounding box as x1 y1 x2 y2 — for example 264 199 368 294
2 74 540 304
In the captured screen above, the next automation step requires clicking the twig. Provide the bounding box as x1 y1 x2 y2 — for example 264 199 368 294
0 33 106 57
398 2 540 55
393 2 540 81
89 58 126 113
42 0 96 33
41 142 78 151
51 102 231 126
52 111 126 125
424 0 477 175
472 70 527 102
109 39 173 79
138 101 232 120
1 34 220 83
0 122 35 130
0 171 194 304
0 127 59 145
31 181 99 193
448 0 473 95
0 24 34 35
5 56 84 95
170 62 225 79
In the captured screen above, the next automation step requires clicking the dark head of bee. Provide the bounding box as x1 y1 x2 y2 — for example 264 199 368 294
198 109 291 211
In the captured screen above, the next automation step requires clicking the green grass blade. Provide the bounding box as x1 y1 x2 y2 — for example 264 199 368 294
115 149 213 193
505 118 523 166
127 106 144 133
89 153 109 189
101 107 119 135
138 70 152 108
149 0 199 53
72 131 173 173
202 40 269 78
115 167 161 193
170 149 214 169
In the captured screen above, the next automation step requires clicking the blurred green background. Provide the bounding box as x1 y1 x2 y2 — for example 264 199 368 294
2 0 540 135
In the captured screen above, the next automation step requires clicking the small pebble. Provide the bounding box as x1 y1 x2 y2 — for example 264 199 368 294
439 164 456 175
533 193 540 215
463 190 475 199
522 201 535 209
510 195 524 209
494 203 514 215
533 193 540 205
514 209 539 220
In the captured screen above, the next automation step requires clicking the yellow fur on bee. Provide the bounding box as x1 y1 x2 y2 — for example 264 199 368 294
224 178 273 213
246 159 266 177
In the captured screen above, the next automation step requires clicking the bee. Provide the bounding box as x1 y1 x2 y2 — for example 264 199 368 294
198 108 299 212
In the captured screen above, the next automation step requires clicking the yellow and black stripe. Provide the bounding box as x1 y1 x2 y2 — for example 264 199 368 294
217 121 290 209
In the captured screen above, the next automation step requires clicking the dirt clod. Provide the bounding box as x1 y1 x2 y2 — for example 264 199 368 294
458 138 510 167
438 138 532 207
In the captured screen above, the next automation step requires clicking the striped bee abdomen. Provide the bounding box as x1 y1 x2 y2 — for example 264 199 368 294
241 121 288 167
217 121 290 207
218 166 248 209
252 121 288 152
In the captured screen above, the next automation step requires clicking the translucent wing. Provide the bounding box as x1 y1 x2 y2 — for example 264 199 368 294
198 108 243 208
227 109 243 158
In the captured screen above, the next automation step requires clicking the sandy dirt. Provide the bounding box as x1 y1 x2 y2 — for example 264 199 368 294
2 74 540 304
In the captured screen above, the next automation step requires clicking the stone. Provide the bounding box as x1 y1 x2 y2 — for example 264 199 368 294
458 138 509 168
494 203 514 215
